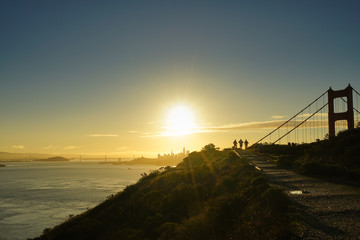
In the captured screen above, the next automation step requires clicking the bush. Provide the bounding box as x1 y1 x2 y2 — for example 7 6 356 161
301 162 322 176
277 155 294 169
158 222 185 240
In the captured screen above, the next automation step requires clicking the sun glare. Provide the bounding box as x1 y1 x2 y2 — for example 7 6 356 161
165 105 196 136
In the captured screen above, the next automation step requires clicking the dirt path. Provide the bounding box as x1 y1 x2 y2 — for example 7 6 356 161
239 151 360 240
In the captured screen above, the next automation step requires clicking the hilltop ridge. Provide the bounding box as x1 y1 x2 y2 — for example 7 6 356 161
0 152 55 161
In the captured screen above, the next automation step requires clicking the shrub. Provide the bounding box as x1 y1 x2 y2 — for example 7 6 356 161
277 155 294 169
158 222 185 240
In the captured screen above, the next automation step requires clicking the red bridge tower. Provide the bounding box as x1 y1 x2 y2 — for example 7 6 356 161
328 84 354 137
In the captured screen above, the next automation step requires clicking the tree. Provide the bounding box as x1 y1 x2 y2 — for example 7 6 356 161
324 133 329 140
202 143 216 152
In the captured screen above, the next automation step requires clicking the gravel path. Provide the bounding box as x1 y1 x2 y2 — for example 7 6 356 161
239 151 360 240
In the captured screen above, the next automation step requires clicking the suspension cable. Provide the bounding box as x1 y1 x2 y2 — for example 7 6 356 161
339 97 360 115
316 100 318 140
353 87 360 97
321 94 325 138
301 110 304 143
357 91 359 126
309 105 312 142
273 103 328 144
254 90 328 145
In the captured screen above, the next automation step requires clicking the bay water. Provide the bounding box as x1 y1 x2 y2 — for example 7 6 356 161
0 161 159 240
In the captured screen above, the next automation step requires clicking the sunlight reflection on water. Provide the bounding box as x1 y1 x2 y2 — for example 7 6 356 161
0 161 159 240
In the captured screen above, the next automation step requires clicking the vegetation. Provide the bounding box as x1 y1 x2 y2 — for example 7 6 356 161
255 128 360 183
32 144 295 240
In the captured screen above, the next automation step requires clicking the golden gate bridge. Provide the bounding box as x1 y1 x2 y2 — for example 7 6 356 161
254 84 360 145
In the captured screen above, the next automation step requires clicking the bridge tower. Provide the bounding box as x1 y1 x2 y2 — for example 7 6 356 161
328 84 354 137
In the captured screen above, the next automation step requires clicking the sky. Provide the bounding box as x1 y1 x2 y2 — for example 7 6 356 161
1 1 360 157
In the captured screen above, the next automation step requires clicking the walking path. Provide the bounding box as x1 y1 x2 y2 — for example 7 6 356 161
239 150 360 240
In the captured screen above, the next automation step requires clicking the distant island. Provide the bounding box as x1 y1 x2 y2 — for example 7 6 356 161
0 164 5 167
34 156 69 162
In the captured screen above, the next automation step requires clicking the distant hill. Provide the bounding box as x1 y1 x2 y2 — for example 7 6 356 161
0 152 55 161
32 146 295 240
34 156 69 162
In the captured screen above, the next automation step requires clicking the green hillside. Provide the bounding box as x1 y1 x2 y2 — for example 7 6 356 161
33 145 295 240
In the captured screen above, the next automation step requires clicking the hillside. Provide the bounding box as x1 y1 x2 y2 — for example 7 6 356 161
32 145 295 240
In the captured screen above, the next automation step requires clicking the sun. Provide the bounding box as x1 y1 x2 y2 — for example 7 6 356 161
165 105 196 136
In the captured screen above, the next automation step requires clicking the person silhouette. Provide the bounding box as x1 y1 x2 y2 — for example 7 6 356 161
233 139 237 149
239 139 243 149
244 139 249 149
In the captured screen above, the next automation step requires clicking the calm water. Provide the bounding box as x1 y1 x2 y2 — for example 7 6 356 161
0 161 159 240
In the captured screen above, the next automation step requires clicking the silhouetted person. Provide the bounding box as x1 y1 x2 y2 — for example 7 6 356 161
233 139 237 149
239 139 243 149
244 139 249 149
